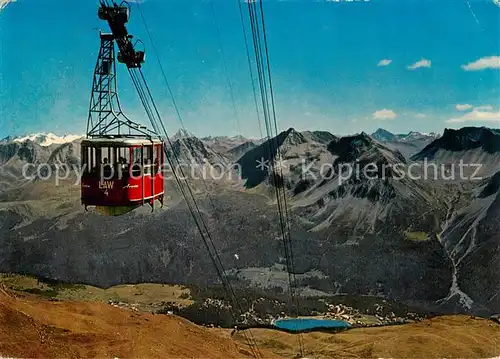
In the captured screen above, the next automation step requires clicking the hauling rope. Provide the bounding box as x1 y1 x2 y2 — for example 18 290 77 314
96 1 262 357
243 0 305 356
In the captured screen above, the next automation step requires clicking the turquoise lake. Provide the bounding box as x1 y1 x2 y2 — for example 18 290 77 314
274 318 351 332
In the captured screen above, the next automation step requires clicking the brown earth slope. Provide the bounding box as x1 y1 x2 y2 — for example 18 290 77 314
0 286 277 359
232 316 499 358
0 283 498 359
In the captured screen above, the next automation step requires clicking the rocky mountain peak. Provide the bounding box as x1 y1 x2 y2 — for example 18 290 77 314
168 136 230 166
0 140 48 165
328 133 406 166
372 128 396 142
301 130 338 144
412 126 500 160
281 127 307 146
441 127 500 152
171 129 195 141
478 171 500 198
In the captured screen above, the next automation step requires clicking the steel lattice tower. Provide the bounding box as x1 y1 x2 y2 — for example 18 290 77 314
86 32 151 138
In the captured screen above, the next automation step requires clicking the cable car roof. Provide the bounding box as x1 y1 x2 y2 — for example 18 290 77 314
81 137 163 147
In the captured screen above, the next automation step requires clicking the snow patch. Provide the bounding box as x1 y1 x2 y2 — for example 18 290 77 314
0 0 16 11
7 133 83 147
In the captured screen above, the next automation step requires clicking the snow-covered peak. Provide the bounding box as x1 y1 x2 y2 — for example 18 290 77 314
401 131 428 141
429 132 441 138
171 129 195 141
372 129 442 143
229 134 248 141
4 133 83 147
201 134 249 142
399 131 441 142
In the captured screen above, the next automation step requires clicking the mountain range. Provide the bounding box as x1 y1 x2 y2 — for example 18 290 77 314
0 126 498 316
0 133 84 147
371 128 440 158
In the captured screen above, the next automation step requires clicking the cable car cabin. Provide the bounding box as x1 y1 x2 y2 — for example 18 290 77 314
81 138 164 216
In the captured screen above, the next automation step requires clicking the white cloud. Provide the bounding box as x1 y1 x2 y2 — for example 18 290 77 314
461 56 500 71
446 110 500 123
407 59 431 70
474 105 494 111
456 104 473 111
0 0 15 10
415 113 426 118
373 109 397 120
377 59 392 67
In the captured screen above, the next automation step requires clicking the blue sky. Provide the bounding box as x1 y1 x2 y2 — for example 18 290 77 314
0 0 499 139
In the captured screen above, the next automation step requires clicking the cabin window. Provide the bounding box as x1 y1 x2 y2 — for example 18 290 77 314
160 145 164 165
112 147 118 166
81 147 99 174
100 147 111 164
143 146 153 175
82 146 88 172
91 147 97 173
118 147 128 164
131 147 142 164
153 145 162 174
130 146 143 177
96 147 102 168
99 147 113 178
114 147 128 177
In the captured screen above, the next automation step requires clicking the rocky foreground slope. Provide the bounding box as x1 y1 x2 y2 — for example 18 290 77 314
0 284 498 359
0 285 274 359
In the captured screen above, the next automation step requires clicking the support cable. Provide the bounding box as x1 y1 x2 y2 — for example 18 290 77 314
245 0 304 356
237 0 264 140
138 67 262 358
209 0 243 136
134 0 240 263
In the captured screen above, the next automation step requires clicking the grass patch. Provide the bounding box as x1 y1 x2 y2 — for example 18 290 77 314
22 288 59 298
0 273 192 312
261 338 291 350
404 231 429 241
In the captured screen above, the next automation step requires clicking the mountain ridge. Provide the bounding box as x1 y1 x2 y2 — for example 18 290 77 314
371 129 440 159
371 128 440 142
1 133 84 147
412 126 500 160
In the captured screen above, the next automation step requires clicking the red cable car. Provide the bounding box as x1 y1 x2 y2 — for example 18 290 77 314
81 138 164 216
82 12 164 216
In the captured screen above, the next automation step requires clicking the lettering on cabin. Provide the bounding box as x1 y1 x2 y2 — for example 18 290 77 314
99 181 114 190
123 184 139 189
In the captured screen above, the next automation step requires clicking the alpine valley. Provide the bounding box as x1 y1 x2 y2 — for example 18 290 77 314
0 126 499 319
